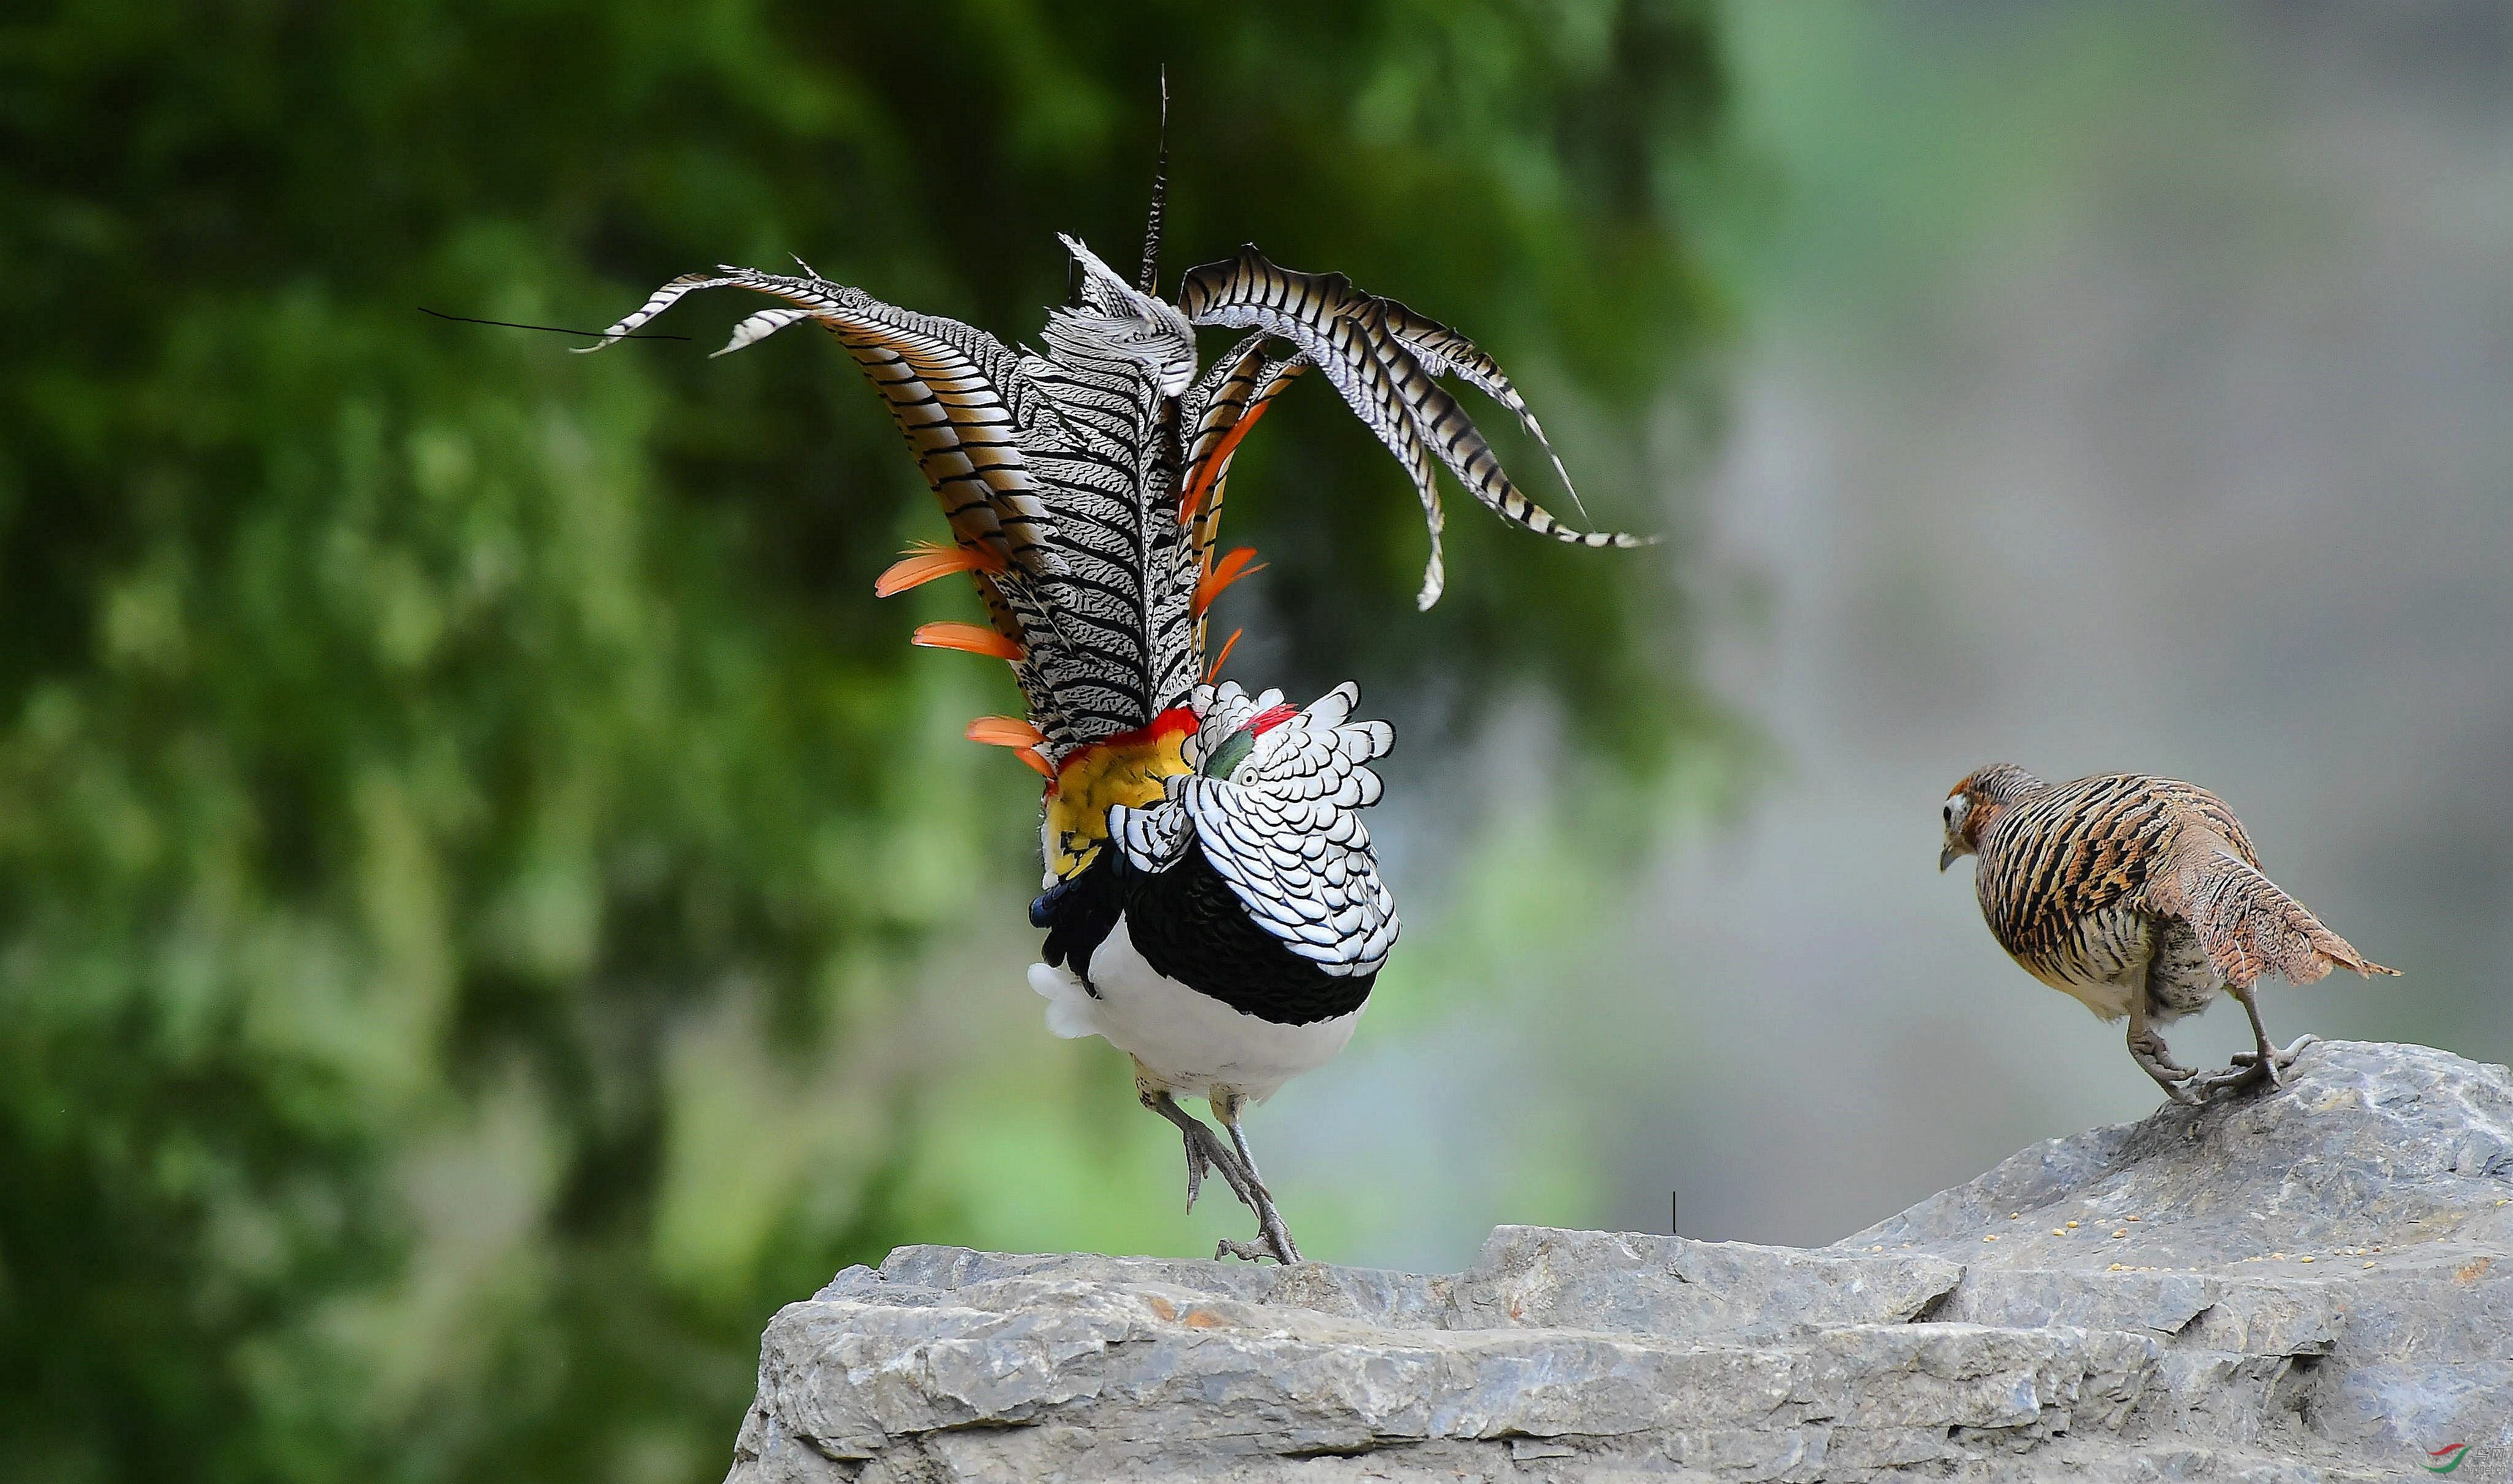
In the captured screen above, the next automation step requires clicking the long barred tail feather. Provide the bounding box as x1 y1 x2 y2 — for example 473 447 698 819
1376 298 1592 525
1139 66 1169 295
710 306 815 358
1175 244 1649 608
581 265 1063 582
584 229 1639 767
580 262 1107 759
581 220 1668 987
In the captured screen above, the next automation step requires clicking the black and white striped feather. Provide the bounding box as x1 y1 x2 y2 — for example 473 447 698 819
1175 244 1649 608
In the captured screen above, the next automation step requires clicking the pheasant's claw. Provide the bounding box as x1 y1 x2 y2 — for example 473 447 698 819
1181 1129 1210 1213
2130 1032 2202 1105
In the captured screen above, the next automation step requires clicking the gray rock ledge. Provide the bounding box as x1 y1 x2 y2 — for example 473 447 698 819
724 1041 2513 1482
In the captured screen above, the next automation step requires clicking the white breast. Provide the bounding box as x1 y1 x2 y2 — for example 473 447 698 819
1025 913 1362 1104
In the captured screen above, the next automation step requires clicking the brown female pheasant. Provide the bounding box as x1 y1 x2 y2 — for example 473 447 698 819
1939 766 2398 1104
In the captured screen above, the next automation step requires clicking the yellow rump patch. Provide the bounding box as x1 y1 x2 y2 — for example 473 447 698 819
1045 710 1196 881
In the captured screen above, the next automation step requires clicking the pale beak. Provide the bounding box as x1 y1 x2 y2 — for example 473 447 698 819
1938 844 1961 873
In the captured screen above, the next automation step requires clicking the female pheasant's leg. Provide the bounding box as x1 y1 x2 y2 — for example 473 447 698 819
1211 1090 1301 1266
2126 994 2201 1106
2198 982 2318 1096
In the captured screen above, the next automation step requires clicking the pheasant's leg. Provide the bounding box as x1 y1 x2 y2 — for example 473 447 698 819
1139 1084 1262 1215
1208 1090 1273 1200
2227 981 2318 1071
2196 982 2317 1097
1210 1090 1301 1266
2126 994 2201 1106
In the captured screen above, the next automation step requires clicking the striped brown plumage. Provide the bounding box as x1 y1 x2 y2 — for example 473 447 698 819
1940 765 2397 1104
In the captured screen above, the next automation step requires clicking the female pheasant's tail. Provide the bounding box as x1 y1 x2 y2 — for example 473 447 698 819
2308 920 2401 981
2149 832 2400 986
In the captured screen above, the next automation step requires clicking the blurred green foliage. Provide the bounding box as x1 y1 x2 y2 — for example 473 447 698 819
0 2 1728 1480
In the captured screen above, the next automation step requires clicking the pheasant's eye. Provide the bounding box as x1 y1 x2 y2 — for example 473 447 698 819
1944 797 1963 826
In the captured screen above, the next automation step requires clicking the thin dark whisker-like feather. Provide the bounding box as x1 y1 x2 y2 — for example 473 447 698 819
418 306 688 341
1139 66 1169 295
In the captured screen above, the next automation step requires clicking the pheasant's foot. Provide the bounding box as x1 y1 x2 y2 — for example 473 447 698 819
2229 1033 2320 1075
2213 986 2308 1095
1178 1126 1213 1213
2196 1034 2318 1098
1214 1204 1301 1266
1204 1152 1300 1264
2130 1037 2202 1106
1185 1122 1259 1215
2185 1057 2274 1099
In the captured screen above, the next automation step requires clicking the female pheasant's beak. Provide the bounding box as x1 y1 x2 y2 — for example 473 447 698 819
1939 792 1972 872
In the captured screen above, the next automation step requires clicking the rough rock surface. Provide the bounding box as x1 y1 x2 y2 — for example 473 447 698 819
723 1041 2513 1481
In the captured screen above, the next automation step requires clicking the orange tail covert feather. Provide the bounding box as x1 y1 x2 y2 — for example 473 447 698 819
876 542 1008 597
1202 627 1243 684
965 715 1047 748
1194 548 1267 616
963 716 1052 777
912 621 1024 661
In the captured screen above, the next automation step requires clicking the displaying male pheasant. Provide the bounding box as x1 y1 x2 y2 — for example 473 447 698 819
1939 766 2397 1105
582 200 1639 1263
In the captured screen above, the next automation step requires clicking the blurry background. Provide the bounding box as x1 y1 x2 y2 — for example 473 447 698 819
2 2 2507 1482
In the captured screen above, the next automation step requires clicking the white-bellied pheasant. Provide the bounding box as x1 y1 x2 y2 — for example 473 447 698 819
582 195 1641 1263
1940 766 2398 1105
